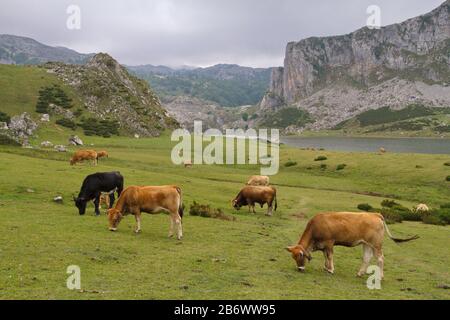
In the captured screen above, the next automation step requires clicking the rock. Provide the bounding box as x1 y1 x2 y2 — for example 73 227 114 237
134 134 140 139
54 145 67 152
26 188 35 193
7 112 38 145
0 122 8 130
53 196 63 204
40 141 53 148
68 135 83 146
40 114 50 122
48 104 74 119
437 284 449 289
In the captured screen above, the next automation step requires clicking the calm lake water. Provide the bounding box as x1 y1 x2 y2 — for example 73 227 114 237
281 136 450 154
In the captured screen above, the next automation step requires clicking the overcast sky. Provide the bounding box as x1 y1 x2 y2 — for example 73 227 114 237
0 0 445 67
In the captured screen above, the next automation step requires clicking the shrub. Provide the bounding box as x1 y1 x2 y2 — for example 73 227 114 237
320 164 327 170
0 111 10 123
422 211 446 226
440 203 450 209
56 118 77 130
381 199 399 208
381 208 403 224
446 176 450 182
284 160 297 167
357 203 373 211
399 209 422 222
0 134 20 146
189 201 235 221
336 164 347 171
444 162 450 167
314 156 328 161
79 118 119 137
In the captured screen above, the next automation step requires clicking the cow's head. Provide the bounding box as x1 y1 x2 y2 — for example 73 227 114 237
286 245 312 272
231 199 241 210
73 196 87 215
107 208 123 231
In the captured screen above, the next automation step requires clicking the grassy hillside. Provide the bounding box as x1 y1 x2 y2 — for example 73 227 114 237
0 130 449 299
0 64 83 117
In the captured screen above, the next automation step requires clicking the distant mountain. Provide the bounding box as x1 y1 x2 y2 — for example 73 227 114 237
127 64 272 107
259 0 450 132
0 34 93 65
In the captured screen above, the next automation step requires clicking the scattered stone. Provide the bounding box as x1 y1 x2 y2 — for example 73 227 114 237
40 114 50 122
26 188 35 193
54 145 68 152
53 196 63 204
40 141 53 148
68 135 83 146
7 112 38 145
134 134 140 139
0 122 8 130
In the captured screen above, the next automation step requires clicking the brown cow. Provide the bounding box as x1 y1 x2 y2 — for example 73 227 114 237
232 186 277 216
246 175 270 186
107 185 184 240
286 212 419 278
70 150 98 166
97 150 109 159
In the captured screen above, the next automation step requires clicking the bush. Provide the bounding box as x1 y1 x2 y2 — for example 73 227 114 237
0 134 20 146
79 118 119 137
56 118 77 130
381 208 403 224
440 203 450 209
189 201 235 221
381 199 399 208
422 211 446 226
399 209 422 222
444 162 450 167
336 164 347 171
446 176 450 182
314 156 328 161
284 160 297 167
357 203 373 211
0 111 10 123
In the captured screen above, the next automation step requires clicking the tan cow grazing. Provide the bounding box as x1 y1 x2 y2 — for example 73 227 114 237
97 150 109 159
246 175 270 186
232 186 277 216
286 212 419 278
107 185 184 240
413 203 430 214
70 150 98 166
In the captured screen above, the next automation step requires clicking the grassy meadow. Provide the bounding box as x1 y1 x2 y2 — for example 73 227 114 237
0 128 449 300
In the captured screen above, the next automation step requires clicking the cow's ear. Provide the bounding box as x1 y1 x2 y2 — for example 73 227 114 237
285 246 295 253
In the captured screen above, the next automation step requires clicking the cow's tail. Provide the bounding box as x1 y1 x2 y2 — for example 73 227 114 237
382 218 419 243
175 186 183 219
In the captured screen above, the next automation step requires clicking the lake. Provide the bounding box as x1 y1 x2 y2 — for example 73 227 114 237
281 136 450 154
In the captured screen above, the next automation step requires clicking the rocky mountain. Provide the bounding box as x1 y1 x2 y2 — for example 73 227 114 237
259 0 450 131
0 34 93 65
43 53 178 137
128 64 272 107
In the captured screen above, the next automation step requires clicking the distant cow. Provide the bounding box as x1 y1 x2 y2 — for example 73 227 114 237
108 185 184 240
246 175 270 186
232 186 277 216
379 147 386 154
97 151 109 159
73 172 124 216
70 150 98 166
286 212 419 278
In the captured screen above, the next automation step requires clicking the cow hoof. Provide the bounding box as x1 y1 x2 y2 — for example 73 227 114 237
135 230 141 234
109 228 117 232
324 268 334 274
168 234 174 238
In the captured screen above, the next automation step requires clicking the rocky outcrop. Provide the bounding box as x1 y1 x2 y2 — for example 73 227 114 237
44 53 179 137
68 135 83 146
259 1 450 130
6 112 38 145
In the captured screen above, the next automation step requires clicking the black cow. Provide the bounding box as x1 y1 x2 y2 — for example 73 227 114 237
73 172 124 216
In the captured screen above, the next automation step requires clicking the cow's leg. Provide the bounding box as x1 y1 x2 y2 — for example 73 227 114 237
174 213 183 240
266 201 273 216
374 247 384 280
108 193 115 209
168 216 175 238
323 247 334 274
134 212 142 233
357 244 374 277
93 195 101 216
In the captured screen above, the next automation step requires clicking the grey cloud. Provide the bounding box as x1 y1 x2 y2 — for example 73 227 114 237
0 0 445 67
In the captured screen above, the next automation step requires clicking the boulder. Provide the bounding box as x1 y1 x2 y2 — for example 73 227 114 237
40 114 50 122
7 112 38 145
0 122 8 130
53 196 63 204
68 135 83 146
41 141 53 148
54 145 68 152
